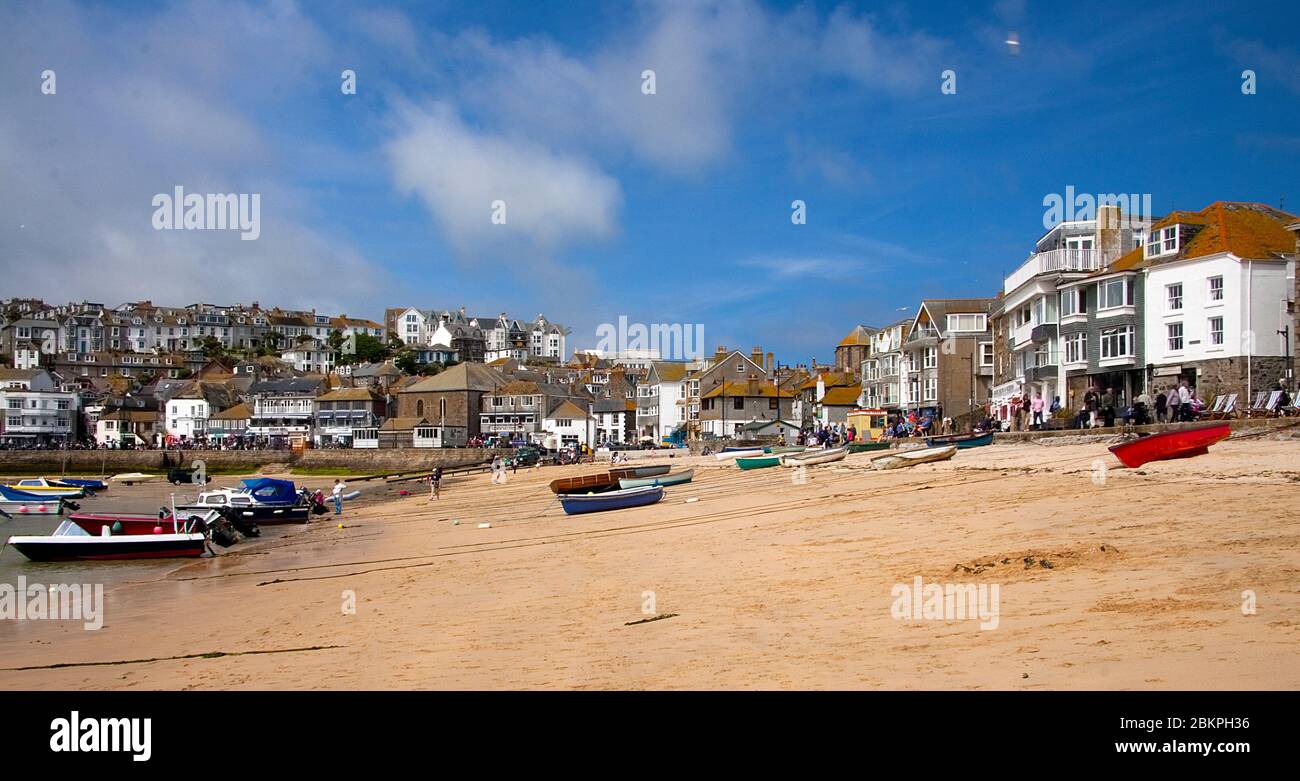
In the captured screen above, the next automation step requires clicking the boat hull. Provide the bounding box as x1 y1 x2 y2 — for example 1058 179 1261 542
178 502 309 524
618 469 694 489
713 448 764 461
0 498 63 514
5 484 84 499
926 432 993 449
610 465 670 479
8 534 207 561
559 486 664 515
847 442 890 453
550 472 617 494
736 456 783 470
782 447 849 466
1108 423 1231 468
52 478 109 491
871 445 957 470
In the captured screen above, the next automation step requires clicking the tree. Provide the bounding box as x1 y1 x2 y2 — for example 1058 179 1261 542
351 333 388 364
199 335 226 360
394 350 425 376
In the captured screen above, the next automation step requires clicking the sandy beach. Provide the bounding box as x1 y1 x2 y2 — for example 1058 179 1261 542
1 436 1297 690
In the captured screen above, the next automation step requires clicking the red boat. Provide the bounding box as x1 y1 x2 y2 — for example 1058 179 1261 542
1108 423 1232 468
69 511 213 536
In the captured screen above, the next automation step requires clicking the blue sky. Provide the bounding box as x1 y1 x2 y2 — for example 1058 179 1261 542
3 0 1299 364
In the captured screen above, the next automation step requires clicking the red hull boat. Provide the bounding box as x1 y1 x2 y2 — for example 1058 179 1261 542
1108 423 1232 468
69 512 209 536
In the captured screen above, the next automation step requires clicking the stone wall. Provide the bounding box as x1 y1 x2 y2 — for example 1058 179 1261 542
0 447 512 476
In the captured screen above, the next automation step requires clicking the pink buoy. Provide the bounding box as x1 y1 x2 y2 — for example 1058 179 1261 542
18 506 28 513
153 526 163 534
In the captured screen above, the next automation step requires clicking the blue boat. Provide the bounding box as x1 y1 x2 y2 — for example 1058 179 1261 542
925 432 993 449
559 485 664 515
0 485 53 501
240 478 301 503
52 478 109 491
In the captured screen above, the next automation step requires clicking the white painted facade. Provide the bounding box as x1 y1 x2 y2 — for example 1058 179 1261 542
166 397 211 440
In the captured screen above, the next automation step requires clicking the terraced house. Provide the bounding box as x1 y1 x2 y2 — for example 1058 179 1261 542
902 298 996 423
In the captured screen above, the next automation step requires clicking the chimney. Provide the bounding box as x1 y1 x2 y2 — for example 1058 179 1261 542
766 352 774 374
747 373 760 397
1096 203 1122 266
750 346 763 368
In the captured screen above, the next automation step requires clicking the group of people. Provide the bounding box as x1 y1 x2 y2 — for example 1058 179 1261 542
797 423 858 447
882 410 956 439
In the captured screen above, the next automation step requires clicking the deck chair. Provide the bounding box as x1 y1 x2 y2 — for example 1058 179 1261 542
1207 395 1226 414
1249 390 1283 418
1208 393 1238 420
1245 392 1268 416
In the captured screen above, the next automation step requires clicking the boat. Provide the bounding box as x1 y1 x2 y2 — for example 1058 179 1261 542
713 447 764 461
110 472 164 485
609 465 670 479
4 478 85 499
847 441 890 453
782 446 849 466
721 445 760 452
50 477 109 491
870 445 957 470
176 479 309 524
618 469 695 489
0 485 65 515
925 432 994 449
7 520 209 561
68 508 226 537
736 455 783 470
549 472 618 494
763 445 807 454
1108 423 1231 468
558 485 665 515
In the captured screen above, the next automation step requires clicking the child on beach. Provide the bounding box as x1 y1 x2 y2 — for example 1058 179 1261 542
332 479 345 514
429 466 442 501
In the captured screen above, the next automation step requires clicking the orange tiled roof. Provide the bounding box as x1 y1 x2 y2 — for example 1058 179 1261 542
1151 201 1296 263
819 385 862 406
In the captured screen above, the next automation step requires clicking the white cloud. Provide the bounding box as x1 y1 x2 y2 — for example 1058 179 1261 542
386 102 621 253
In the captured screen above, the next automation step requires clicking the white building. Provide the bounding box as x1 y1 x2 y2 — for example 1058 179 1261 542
0 368 79 445
542 399 593 449
280 338 335 374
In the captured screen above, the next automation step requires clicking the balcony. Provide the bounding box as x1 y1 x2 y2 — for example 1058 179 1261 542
1004 248 1100 295
905 330 939 347
1030 323 1059 343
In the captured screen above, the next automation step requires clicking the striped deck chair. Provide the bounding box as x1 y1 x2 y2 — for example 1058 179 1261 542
1248 390 1283 418
1245 392 1268 416
1208 395 1226 414
1208 393 1238 420
1279 394 1300 417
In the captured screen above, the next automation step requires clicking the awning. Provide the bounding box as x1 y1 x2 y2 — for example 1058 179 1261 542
1153 366 1182 377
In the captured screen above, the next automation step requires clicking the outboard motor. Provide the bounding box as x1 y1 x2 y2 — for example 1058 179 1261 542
199 515 239 548
219 507 261 537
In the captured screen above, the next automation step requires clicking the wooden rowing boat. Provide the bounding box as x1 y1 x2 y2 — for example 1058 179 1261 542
549 472 616 494
558 485 665 515
847 441 890 453
610 465 670 479
618 469 695 489
1108 423 1231 468
736 455 783 470
926 431 993 449
782 446 848 466
713 448 764 461
763 445 807 455
870 445 957 470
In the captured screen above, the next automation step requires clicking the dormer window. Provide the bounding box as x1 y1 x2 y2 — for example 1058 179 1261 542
1146 225 1178 258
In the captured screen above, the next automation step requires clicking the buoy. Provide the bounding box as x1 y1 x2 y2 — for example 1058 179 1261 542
38 504 47 512
452 520 460 525
337 523 344 529
19 506 28 513
477 523 491 529
152 526 163 534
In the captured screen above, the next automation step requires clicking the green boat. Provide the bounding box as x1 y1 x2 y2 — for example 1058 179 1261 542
763 445 807 455
736 455 783 470
618 469 695 489
848 442 890 453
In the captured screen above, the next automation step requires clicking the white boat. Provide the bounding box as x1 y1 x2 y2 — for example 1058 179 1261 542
713 448 764 461
5 478 85 498
870 445 957 470
110 472 164 485
781 446 848 466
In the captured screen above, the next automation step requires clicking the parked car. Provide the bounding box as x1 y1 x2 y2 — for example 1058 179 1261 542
510 446 543 467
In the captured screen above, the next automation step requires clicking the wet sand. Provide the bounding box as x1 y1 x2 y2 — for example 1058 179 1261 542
1 437 1297 690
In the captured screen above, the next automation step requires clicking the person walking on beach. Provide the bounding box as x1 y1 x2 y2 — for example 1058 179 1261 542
332 479 345 515
1031 392 1045 429
1177 381 1192 422
490 455 506 484
429 466 443 501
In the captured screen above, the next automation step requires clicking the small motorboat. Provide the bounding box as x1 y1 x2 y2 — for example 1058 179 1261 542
7 520 210 561
713 447 764 461
5 478 85 499
926 431 994 449
550 472 618 495
736 455 783 470
782 447 849 467
110 472 163 485
50 477 109 491
176 481 309 525
847 441 890 453
870 445 957 470
609 465 671 480
1108 423 1232 468
558 485 665 516
618 469 695 489
0 485 65 515
68 508 226 538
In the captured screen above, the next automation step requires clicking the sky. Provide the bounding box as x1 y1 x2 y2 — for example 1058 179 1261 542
2 0 1299 365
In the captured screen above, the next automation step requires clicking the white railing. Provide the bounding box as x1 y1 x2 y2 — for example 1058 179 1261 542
1004 249 1100 294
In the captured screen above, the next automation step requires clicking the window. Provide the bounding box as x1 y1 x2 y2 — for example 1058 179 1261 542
923 377 937 401
1099 326 1134 359
1097 278 1131 310
1147 225 1178 257
1167 283 1183 311
1208 276 1224 302
1163 226 1177 252
1208 317 1224 346
1166 322 1183 352
1060 288 1086 318
980 342 994 366
1064 333 1087 364
924 347 937 368
732 397 744 410
946 314 986 332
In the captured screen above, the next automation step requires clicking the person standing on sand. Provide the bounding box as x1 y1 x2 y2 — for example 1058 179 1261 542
1177 381 1192 422
1031 392 1045 429
429 466 442 501
332 479 345 515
